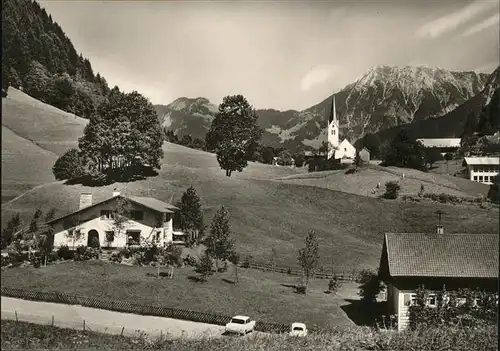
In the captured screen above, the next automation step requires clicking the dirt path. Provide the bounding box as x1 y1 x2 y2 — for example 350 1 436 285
1 296 267 340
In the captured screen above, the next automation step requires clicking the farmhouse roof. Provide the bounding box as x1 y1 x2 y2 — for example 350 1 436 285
46 195 178 225
381 233 499 279
416 138 461 148
464 157 500 166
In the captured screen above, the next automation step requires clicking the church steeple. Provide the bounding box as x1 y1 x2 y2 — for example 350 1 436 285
328 94 339 159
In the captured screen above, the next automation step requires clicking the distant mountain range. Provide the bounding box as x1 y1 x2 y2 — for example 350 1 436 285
155 65 491 152
375 66 500 143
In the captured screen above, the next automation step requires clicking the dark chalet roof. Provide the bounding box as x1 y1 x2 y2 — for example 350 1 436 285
47 195 179 225
381 233 499 279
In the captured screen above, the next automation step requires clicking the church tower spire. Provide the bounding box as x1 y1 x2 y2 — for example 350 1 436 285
327 94 339 159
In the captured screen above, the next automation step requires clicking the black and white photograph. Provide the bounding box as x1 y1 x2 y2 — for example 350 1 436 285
1 0 499 349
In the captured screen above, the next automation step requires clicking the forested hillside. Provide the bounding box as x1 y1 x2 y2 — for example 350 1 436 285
2 0 110 118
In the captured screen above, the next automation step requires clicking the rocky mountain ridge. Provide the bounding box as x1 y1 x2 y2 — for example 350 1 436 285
155 65 490 151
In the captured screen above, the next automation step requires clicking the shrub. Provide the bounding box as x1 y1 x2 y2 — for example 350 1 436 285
294 284 307 294
183 254 198 267
110 252 122 263
1 255 11 267
47 251 59 263
409 285 498 331
118 247 132 258
74 246 99 261
358 268 385 303
328 277 342 293
383 181 400 199
29 253 43 268
56 245 74 260
241 255 252 268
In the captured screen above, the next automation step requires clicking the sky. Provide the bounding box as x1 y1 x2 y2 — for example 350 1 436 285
39 0 499 111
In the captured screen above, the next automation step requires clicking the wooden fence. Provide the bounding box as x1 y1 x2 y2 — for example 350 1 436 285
244 262 359 282
0 287 290 334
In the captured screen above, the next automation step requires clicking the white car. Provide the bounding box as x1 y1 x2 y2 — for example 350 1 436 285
289 322 308 337
225 315 256 336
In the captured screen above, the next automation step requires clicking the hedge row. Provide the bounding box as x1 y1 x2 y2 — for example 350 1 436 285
401 192 486 205
0 287 289 334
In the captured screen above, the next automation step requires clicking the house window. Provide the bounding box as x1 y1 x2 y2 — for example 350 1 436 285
155 231 161 243
478 176 483 182
427 294 437 307
405 293 417 306
100 210 112 219
105 231 115 243
126 230 141 245
333 129 336 135
344 147 347 152
130 211 144 221
473 176 478 181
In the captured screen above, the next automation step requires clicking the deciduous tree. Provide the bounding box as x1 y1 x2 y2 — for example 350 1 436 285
383 130 426 171
205 205 234 271
52 148 87 180
298 230 320 291
205 95 262 176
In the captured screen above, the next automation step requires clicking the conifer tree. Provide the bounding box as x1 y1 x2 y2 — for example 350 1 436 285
175 186 204 245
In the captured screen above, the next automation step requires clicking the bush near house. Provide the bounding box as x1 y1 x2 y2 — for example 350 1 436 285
409 286 498 330
383 181 401 199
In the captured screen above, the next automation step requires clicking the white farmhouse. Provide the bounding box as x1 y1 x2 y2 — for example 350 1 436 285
327 94 356 162
416 138 461 157
463 156 499 185
47 191 185 249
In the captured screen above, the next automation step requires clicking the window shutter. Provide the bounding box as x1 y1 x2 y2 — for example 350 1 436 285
403 293 411 306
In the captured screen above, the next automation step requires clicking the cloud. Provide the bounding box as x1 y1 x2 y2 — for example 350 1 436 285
415 0 498 39
300 65 339 91
462 13 500 36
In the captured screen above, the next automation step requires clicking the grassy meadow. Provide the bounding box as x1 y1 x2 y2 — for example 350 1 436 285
277 163 490 199
2 320 497 351
1 260 358 329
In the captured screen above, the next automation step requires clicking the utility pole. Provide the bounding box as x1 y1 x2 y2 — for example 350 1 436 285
436 210 443 227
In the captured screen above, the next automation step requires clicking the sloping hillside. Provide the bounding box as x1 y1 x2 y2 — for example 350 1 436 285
2 87 88 156
3 140 498 270
1 126 59 203
278 165 490 199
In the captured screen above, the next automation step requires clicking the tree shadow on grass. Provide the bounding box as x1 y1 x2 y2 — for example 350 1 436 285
280 283 306 295
145 272 172 278
222 278 236 285
65 166 159 187
340 299 387 326
187 275 205 283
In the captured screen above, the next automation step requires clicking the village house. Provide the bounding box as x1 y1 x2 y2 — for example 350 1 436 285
378 229 499 331
47 191 185 249
416 138 461 157
358 147 371 163
463 156 500 185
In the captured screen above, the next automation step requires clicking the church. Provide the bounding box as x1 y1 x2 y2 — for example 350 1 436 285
327 94 356 162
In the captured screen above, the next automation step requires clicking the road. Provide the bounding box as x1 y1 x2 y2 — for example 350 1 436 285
1 296 268 340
